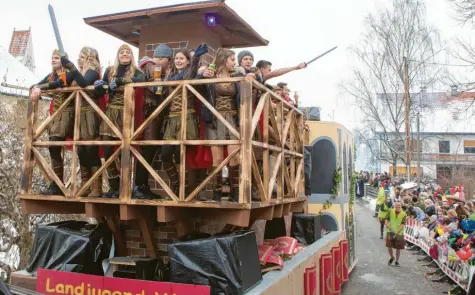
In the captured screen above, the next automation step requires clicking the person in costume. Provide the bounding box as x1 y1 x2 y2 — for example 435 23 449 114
378 193 393 239
385 201 406 266
134 44 173 200
29 49 75 195
161 44 208 196
201 48 255 202
59 47 104 197
96 44 145 198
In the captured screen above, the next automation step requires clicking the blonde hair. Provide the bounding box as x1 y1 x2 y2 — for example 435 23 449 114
80 47 102 79
213 48 235 76
109 44 137 79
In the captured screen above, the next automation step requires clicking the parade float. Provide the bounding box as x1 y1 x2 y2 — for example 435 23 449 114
9 1 357 294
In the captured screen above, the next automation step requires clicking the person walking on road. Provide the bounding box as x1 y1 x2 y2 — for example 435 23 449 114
378 192 392 239
385 201 406 266
374 185 385 217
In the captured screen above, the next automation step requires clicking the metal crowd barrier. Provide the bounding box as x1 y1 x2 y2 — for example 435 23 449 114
403 217 473 291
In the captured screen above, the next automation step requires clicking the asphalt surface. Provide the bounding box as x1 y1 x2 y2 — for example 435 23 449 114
342 201 454 295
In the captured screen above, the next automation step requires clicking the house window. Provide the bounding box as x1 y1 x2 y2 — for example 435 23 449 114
439 141 450 154
464 140 475 154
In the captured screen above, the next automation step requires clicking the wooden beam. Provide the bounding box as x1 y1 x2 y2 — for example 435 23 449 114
70 91 82 196
290 201 305 213
250 92 268 134
262 98 269 202
179 85 187 201
157 206 191 223
20 100 38 194
138 218 158 258
31 147 69 196
251 151 266 202
120 86 135 200
34 91 76 140
250 206 274 221
273 204 284 218
105 216 127 256
119 205 152 220
239 81 252 204
21 199 84 214
283 203 291 216
85 203 119 217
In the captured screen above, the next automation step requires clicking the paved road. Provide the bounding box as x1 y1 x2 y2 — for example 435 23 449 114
342 201 453 295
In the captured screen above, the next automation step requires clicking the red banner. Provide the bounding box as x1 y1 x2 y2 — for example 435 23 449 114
332 246 341 294
36 269 210 295
304 266 317 295
340 240 349 282
319 253 333 295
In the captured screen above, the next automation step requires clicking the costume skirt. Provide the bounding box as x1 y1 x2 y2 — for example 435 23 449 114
206 113 239 140
99 105 123 138
385 233 405 249
49 107 74 138
162 110 199 140
79 108 100 140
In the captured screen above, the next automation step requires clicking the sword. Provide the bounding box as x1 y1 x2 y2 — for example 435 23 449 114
306 46 338 65
48 4 65 57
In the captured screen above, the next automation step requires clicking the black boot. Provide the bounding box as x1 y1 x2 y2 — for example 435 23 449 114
104 177 120 198
164 162 179 198
132 184 163 200
212 166 222 202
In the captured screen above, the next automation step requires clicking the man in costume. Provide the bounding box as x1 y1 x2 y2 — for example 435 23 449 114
385 201 406 266
133 44 173 199
29 49 75 195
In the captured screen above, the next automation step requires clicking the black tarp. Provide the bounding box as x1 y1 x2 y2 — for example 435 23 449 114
26 221 112 275
304 146 312 196
291 213 322 245
168 231 262 295
0 280 12 295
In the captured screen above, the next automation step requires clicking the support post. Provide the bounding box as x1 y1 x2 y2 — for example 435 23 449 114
121 86 135 200
239 81 252 204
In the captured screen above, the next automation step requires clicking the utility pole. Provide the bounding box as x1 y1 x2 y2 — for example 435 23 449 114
403 57 411 180
417 112 421 188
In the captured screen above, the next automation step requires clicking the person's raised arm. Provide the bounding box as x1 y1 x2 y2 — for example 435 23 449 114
263 62 306 82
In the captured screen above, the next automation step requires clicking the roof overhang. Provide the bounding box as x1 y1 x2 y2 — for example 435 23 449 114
84 0 268 48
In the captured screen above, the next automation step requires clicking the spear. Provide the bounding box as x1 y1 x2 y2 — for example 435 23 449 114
306 46 338 65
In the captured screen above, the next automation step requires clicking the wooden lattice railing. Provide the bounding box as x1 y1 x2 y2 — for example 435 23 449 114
20 78 305 205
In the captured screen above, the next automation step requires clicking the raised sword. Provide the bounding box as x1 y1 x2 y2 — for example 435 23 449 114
306 46 338 65
48 4 66 57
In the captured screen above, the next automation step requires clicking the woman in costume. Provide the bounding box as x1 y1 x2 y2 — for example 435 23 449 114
29 49 75 196
161 44 207 196
201 48 254 202
96 44 145 198
60 47 103 197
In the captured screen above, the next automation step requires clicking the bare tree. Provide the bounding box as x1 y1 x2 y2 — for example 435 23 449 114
342 0 444 175
448 0 475 25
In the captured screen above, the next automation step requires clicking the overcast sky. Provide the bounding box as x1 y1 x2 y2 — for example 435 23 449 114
1 0 472 130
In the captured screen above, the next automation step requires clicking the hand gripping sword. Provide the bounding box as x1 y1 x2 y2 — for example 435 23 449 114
48 4 66 57
306 46 338 65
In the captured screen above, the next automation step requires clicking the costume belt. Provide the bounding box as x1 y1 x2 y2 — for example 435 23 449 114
107 104 124 110
169 109 196 118
217 110 238 116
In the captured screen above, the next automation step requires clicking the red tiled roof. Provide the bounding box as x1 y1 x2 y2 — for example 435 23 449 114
9 30 30 57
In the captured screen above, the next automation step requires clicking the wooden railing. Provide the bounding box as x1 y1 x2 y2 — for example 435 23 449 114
20 77 305 205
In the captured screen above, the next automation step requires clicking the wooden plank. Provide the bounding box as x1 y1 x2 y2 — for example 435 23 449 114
239 81 252 204
131 86 181 140
21 199 84 214
157 206 190 223
76 146 122 197
294 158 305 196
130 146 179 202
281 110 294 145
250 92 269 135
34 91 76 140
276 102 284 202
105 216 127 256
267 153 282 198
290 114 296 199
80 90 123 139
20 100 38 194
69 91 82 196
251 151 266 202
282 203 291 216
120 86 135 200
138 218 158 258
179 85 187 201
199 209 251 227
290 201 305 213
33 140 121 146
283 162 292 198
273 204 284 218
31 146 69 196
250 206 274 221
185 148 240 202
131 140 240 146
268 103 281 147
119 204 152 220
262 98 269 202
34 156 51 183
251 141 281 153
133 77 244 87
186 84 240 139
85 203 119 217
